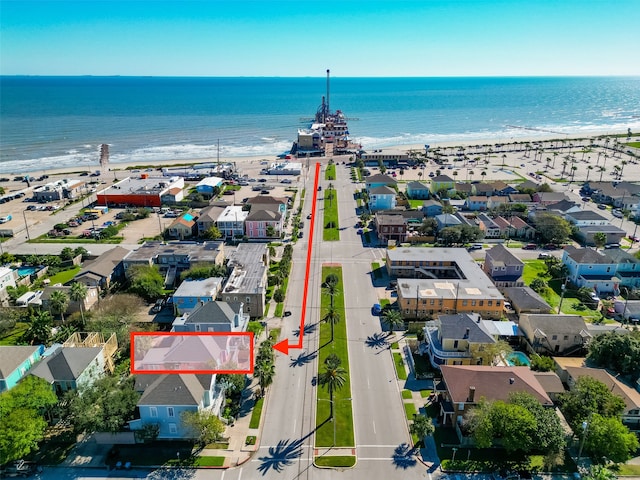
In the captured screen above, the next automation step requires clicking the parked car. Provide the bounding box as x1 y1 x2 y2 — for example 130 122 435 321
597 204 607 210
612 209 624 218
538 252 550 259
604 243 621 249
522 243 537 250
468 243 483 251
307 213 312 219
372 303 382 315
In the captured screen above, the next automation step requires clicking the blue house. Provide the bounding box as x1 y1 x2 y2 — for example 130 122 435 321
365 174 397 191
421 199 443 217
406 181 430 200
130 374 225 439
173 277 225 315
0 345 45 392
195 177 225 196
562 246 640 293
172 301 249 333
369 186 397 212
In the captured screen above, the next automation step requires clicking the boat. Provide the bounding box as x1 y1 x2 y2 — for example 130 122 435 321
291 69 356 157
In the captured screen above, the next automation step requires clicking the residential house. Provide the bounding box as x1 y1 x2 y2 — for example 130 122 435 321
406 181 430 200
575 225 626 247
172 277 224 315
40 284 100 317
502 287 552 315
483 244 524 288
216 205 248 239
74 246 129 291
421 199 443 217
29 345 106 395
435 213 462 230
436 365 553 427
492 216 536 240
0 267 18 306
245 208 283 240
172 301 249 333
532 371 566 402
518 180 539 192
565 210 609 227
563 245 640 293
422 313 496 368
160 187 184 203
545 199 581 216
130 374 225 439
487 196 508 210
0 345 45 392
368 186 397 212
123 241 225 288
388 248 504 319
476 213 501 238
508 193 533 205
196 204 229 236
223 243 269 318
374 213 407 244
518 314 591 356
587 182 640 209
473 183 495 197
559 366 640 430
465 196 489 212
454 183 473 197
167 213 197 240
491 181 518 196
365 173 397 191
532 192 570 205
430 175 455 195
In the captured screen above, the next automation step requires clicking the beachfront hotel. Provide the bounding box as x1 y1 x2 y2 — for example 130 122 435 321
387 247 505 319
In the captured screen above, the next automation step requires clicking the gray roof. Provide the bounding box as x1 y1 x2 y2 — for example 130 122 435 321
77 246 128 279
137 374 212 406
369 185 396 195
407 181 428 189
124 241 224 265
564 246 613 264
422 199 442 208
546 199 578 212
29 347 102 383
432 175 454 182
245 209 282 221
533 372 565 395
366 174 397 185
224 244 267 296
503 287 552 313
519 314 589 337
566 210 607 221
181 301 240 325
0 346 40 379
578 225 626 234
486 244 524 267
439 313 496 344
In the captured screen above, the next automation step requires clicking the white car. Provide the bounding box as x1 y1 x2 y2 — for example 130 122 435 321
612 210 624 218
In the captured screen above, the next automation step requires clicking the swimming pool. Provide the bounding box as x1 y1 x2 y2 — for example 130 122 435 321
17 267 36 278
506 351 531 367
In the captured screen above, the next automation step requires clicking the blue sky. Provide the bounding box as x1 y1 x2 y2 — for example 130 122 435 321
1 0 639 77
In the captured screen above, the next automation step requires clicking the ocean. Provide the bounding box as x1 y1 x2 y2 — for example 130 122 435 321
1 75 639 174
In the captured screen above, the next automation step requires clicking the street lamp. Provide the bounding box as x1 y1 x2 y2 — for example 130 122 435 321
557 278 569 313
451 447 458 463
22 209 31 241
577 420 589 462
318 397 352 447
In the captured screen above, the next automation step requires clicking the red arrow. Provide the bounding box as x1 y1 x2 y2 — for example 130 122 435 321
273 162 321 355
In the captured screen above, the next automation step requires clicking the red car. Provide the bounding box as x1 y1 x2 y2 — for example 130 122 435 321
522 243 537 250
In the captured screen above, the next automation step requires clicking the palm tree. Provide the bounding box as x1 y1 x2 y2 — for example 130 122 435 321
598 166 606 182
322 305 341 343
594 232 607 251
69 282 88 325
255 358 275 397
318 362 347 419
410 414 435 448
49 290 69 324
586 165 594 182
570 165 578 182
323 281 338 308
382 309 404 336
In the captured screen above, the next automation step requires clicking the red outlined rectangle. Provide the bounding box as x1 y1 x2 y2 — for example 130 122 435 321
130 331 254 375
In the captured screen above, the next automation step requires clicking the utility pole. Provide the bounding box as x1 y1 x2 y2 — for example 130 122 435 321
557 277 569 314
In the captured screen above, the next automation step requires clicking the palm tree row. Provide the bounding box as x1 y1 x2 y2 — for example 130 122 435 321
255 335 276 397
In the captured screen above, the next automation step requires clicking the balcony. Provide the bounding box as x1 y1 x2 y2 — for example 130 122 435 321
424 328 471 365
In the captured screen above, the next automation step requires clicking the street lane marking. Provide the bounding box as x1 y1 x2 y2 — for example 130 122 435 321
372 420 376 434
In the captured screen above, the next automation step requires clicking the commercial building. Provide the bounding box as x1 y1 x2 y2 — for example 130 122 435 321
96 175 184 208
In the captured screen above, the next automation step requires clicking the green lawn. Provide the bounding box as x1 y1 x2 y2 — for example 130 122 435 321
393 352 408 380
404 402 417 419
0 322 29 346
401 389 412 399
408 199 424 209
315 455 356 468
325 163 336 180
249 397 264 429
47 266 81 285
420 389 433 398
316 266 354 448
371 262 383 279
323 190 340 241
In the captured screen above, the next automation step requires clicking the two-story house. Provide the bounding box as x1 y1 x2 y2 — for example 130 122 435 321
564 210 609 227
0 345 45 392
172 277 225 315
421 199 443 217
422 313 496 368
0 267 18 306
483 244 524 288
430 175 455 195
406 181 430 200
130 374 225 439
365 173 397 191
216 205 248 239
74 246 129 291
465 196 489 212
196 204 228 236
172 301 249 333
167 213 197 240
436 365 554 427
476 214 501 238
562 246 640 293
374 213 407 244
518 314 591 356
223 243 269 318
368 186 397 212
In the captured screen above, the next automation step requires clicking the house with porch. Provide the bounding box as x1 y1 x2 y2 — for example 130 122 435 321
518 314 591 356
421 199 444 217
436 365 554 427
368 186 397 212
172 301 249 333
476 214 501 238
430 175 455 195
563 246 640 293
483 244 524 288
129 374 226 439
167 214 197 240
365 173 397 191
74 246 129 291
406 181 430 200
374 213 407 244
172 277 224 315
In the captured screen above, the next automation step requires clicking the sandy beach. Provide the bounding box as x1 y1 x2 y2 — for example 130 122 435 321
14 129 633 181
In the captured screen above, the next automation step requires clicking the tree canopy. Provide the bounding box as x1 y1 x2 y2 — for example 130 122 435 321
181 410 225 445
128 265 164 301
533 213 571 244
583 413 639 464
587 331 640 377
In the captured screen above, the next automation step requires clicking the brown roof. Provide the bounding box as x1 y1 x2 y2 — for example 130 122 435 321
77 246 129 279
440 365 553 406
565 366 640 412
533 372 565 395
168 187 182 195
